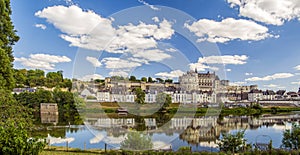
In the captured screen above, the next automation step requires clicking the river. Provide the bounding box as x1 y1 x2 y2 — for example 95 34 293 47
41 113 300 152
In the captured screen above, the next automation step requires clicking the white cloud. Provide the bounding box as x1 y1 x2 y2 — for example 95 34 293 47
64 0 74 5
189 55 247 72
35 24 47 30
291 81 300 85
101 57 142 69
36 5 174 53
184 18 274 43
227 0 300 26
80 74 104 81
245 73 294 81
152 17 160 22
166 48 177 52
15 54 71 70
109 71 129 77
230 81 247 86
132 49 171 62
294 65 300 70
86 56 101 67
245 72 253 76
197 55 248 65
189 62 214 72
36 5 175 72
155 70 185 79
264 84 279 88
137 0 160 10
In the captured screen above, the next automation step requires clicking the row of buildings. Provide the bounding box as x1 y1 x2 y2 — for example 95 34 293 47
77 70 300 104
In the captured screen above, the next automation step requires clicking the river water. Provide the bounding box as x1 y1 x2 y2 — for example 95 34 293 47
43 113 300 152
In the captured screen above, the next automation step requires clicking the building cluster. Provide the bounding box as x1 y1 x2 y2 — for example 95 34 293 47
76 70 300 105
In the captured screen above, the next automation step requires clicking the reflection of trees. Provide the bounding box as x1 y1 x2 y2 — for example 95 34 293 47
121 131 153 150
180 126 218 145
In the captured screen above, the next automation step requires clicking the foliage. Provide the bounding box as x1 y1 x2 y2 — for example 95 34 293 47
120 131 153 150
129 76 137 81
282 123 300 150
141 77 147 82
134 87 145 104
0 92 46 154
147 77 153 83
156 93 172 112
13 69 72 89
218 130 247 153
165 79 173 83
0 0 19 90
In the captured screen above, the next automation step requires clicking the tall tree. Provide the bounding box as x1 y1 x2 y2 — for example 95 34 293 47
282 123 300 150
0 1 45 154
0 0 19 90
134 87 145 104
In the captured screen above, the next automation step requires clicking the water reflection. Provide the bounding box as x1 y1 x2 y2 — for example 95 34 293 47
40 113 300 151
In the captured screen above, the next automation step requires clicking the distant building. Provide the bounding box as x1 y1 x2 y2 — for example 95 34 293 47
248 89 263 102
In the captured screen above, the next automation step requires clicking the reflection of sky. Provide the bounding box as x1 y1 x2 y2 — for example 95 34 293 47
230 123 293 148
49 123 293 151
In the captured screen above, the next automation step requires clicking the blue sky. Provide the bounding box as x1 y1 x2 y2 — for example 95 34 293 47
11 0 300 91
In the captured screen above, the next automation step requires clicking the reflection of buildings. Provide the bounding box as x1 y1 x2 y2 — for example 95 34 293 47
85 114 300 146
40 103 58 124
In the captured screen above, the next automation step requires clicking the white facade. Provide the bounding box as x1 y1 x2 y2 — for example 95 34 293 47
145 93 157 103
97 91 110 102
248 92 263 102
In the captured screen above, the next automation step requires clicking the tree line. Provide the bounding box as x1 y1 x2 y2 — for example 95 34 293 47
14 69 72 89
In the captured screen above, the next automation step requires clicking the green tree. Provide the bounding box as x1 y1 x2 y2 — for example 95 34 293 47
148 77 153 83
218 130 247 153
282 123 300 150
134 87 145 104
121 131 153 150
14 69 27 87
165 79 173 83
129 75 137 82
0 90 45 154
0 0 19 90
156 93 172 112
141 77 147 82
0 1 45 154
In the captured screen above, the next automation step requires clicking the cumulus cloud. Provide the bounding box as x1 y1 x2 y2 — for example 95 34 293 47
189 55 248 72
86 56 101 67
294 65 300 70
189 62 216 72
35 24 47 30
35 5 173 53
230 81 247 86
15 54 71 70
184 18 274 43
101 57 142 69
245 73 294 81
155 70 185 79
245 72 253 76
109 71 129 77
80 74 104 81
152 17 160 22
36 5 174 72
227 0 300 26
197 55 248 65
